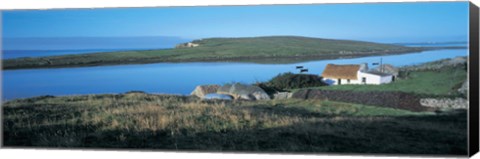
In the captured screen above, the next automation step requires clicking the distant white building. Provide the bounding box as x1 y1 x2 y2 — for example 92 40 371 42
175 42 199 48
186 42 199 47
321 63 393 85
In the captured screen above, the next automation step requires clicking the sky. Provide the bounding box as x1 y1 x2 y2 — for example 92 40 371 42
1 2 470 43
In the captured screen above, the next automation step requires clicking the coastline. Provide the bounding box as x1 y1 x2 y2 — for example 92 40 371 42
3 46 466 70
3 56 467 102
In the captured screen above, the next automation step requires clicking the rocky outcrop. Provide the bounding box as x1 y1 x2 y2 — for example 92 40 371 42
217 83 270 100
420 98 468 109
191 85 220 98
457 79 468 95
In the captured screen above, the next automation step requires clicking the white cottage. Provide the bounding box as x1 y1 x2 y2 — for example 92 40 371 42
321 63 393 85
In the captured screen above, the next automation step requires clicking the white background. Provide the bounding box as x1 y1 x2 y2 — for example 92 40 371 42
0 0 479 159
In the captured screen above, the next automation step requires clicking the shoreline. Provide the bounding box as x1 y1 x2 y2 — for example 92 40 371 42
2 46 466 70
2 55 468 101
3 59 467 103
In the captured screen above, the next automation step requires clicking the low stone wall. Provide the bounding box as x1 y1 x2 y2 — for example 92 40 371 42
292 89 428 112
273 92 292 100
420 98 468 109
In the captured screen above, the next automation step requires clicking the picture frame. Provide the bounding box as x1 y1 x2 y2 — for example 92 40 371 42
2 2 479 156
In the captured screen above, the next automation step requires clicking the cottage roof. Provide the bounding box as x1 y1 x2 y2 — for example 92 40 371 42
321 64 360 80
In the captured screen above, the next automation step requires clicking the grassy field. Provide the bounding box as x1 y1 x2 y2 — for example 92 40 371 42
3 93 467 155
313 66 467 97
3 36 428 69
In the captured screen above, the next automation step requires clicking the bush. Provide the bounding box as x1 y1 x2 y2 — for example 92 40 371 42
397 70 410 79
265 72 327 91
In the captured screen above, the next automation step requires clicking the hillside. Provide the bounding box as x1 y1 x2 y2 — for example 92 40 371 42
2 93 466 154
3 36 427 69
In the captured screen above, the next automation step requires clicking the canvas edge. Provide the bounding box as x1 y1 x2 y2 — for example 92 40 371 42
469 1 480 157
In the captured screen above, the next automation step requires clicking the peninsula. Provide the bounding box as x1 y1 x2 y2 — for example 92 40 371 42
2 36 459 70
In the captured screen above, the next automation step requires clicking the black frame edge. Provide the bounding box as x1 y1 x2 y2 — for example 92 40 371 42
469 1 480 157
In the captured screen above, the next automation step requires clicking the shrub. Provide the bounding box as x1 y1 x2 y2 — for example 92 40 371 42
397 70 410 79
265 72 327 91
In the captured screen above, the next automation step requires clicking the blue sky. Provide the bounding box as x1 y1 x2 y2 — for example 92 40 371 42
2 2 469 43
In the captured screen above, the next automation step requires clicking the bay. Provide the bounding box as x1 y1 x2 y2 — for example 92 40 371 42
1 49 468 100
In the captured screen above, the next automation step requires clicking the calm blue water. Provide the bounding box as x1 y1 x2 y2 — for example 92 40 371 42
1 36 191 59
1 49 468 100
1 49 172 59
2 36 190 50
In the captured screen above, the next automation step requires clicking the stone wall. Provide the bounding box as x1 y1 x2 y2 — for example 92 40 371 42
273 92 292 100
420 98 468 109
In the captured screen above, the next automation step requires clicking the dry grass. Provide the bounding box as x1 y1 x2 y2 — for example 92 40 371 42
2 93 467 155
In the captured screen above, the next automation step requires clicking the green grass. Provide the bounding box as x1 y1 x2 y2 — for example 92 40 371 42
314 66 467 96
2 93 466 155
3 36 426 69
